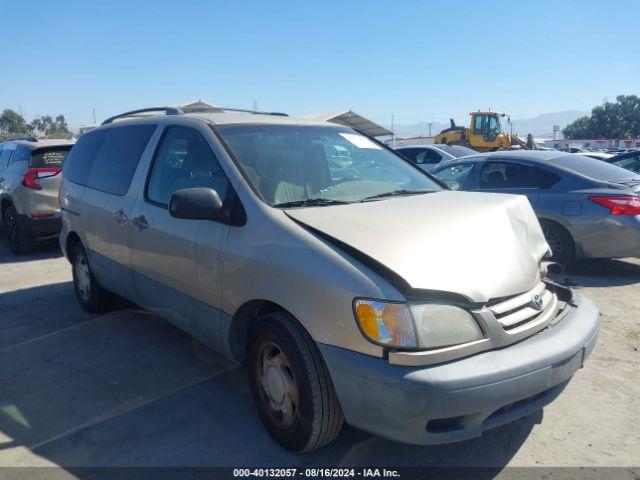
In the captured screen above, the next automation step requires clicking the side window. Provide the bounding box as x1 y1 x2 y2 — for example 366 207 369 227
416 149 442 165
473 115 484 132
479 161 559 189
63 129 105 186
146 127 229 207
433 163 475 190
86 124 156 195
529 166 561 188
0 144 15 171
0 147 10 171
9 145 29 164
397 149 417 162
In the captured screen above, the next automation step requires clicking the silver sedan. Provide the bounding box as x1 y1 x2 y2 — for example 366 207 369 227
432 151 640 264
395 144 476 172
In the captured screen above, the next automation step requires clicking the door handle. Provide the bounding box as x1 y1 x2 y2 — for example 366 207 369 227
131 214 148 230
113 209 128 224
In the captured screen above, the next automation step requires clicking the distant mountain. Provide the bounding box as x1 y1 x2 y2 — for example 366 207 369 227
393 111 588 139
509 111 588 138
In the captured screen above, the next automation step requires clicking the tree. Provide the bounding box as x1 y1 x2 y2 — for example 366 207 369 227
562 116 593 139
32 114 70 138
0 109 29 136
563 95 640 139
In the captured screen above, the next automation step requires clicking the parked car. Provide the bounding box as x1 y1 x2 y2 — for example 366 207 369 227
395 144 476 171
59 107 599 452
579 152 614 161
604 150 640 174
432 151 640 265
0 137 75 253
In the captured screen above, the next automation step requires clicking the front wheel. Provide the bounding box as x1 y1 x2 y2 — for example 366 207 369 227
248 311 344 452
72 243 113 313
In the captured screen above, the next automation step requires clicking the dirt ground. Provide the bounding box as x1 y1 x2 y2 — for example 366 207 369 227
0 240 638 471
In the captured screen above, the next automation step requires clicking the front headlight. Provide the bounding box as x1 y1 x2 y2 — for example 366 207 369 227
354 299 483 350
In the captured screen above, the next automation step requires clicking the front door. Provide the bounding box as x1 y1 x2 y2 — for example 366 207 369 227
130 125 232 351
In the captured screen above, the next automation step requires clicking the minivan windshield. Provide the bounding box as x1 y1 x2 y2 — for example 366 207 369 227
216 124 442 207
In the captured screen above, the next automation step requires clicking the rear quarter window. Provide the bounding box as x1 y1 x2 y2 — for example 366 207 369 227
64 124 156 194
63 130 105 186
30 146 72 168
85 124 156 195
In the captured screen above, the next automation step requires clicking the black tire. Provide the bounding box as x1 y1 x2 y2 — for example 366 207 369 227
539 219 574 266
4 205 34 254
248 311 344 452
71 243 113 313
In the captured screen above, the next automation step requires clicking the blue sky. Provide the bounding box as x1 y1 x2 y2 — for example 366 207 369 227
1 0 638 128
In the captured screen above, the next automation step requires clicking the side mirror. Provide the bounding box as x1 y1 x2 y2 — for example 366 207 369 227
169 187 224 221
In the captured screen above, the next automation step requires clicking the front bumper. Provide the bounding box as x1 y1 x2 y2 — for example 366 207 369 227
319 293 599 445
16 213 61 238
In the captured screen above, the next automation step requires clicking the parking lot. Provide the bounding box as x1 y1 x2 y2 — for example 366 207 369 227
0 239 638 469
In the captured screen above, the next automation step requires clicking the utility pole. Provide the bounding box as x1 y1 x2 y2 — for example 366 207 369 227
253 101 258 112
92 108 96 124
427 122 434 137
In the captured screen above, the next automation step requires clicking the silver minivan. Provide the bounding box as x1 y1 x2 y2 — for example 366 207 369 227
59 107 600 452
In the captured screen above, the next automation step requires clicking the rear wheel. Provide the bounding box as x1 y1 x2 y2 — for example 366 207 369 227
72 243 113 313
4 205 34 254
248 311 344 452
540 219 574 266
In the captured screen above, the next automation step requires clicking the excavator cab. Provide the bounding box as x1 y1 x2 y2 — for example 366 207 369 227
470 112 508 142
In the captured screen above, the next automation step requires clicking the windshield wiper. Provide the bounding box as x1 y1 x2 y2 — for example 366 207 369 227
273 198 350 208
360 189 433 202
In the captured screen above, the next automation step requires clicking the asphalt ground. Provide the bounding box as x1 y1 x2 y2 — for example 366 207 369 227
0 240 638 472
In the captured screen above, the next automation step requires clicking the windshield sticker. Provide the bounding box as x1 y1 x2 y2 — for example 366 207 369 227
339 133 381 149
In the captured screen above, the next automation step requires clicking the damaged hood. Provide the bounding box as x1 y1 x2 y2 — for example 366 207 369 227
286 191 549 303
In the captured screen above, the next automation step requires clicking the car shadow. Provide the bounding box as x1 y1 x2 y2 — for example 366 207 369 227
551 258 640 288
0 237 63 264
0 284 536 476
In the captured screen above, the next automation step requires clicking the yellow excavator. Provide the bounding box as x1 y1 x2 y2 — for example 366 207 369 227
434 111 533 152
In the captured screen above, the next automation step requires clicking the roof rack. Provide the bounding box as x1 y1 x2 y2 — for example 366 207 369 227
213 107 288 117
101 107 184 125
101 105 289 126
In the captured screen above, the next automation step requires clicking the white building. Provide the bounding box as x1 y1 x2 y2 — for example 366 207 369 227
542 137 640 150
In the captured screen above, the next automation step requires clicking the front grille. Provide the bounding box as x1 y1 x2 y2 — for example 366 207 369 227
488 282 555 331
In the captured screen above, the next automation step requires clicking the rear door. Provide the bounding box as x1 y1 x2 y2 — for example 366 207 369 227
476 159 560 207
80 124 158 300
